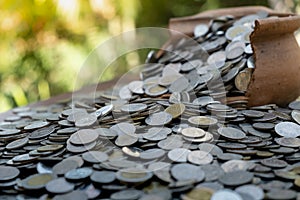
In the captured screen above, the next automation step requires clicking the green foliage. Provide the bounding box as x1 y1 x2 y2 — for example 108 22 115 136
0 0 275 111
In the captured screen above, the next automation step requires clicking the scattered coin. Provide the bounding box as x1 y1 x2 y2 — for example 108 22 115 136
22 173 56 190
275 122 300 137
217 127 246 140
45 177 74 194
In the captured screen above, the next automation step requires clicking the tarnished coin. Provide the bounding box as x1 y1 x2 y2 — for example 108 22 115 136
128 81 144 94
171 163 205 182
111 122 136 135
29 126 56 140
169 76 189 93
0 166 20 181
91 170 116 184
192 96 214 107
200 164 224 182
291 110 300 125
82 151 108 164
75 114 97 127
46 177 74 194
181 127 206 138
217 127 246 140
275 137 300 148
53 190 88 200
53 159 79 176
145 85 168 97
168 148 191 162
22 173 56 190
65 167 93 181
116 167 153 183
121 103 147 113
242 110 264 118
6 137 29 150
225 25 252 41
143 127 169 141
194 24 209 37
165 103 185 119
37 144 64 152
158 136 183 150
261 158 287 168
275 122 300 138
235 184 264 200
218 170 253 186
140 148 165 160
211 189 243 200
266 189 297 200
235 68 252 91
252 122 274 131
70 129 99 145
207 51 226 65
198 143 223 156
188 116 218 127
110 189 142 200
145 111 172 126
181 59 203 72
24 121 49 130
188 150 213 165
115 134 138 147
182 187 213 200
289 100 300 110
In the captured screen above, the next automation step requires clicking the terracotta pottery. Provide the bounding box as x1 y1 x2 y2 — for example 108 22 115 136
166 6 300 107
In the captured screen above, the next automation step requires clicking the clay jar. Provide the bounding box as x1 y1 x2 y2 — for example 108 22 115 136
167 6 300 107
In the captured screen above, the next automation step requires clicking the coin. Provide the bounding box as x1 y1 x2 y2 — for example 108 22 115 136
53 159 79 176
266 189 297 200
235 184 264 200
69 129 99 145
217 127 246 140
53 190 88 200
181 127 206 138
6 137 28 150
145 111 172 126
235 68 252 91
182 187 213 200
90 170 116 184
45 177 74 194
171 163 205 182
275 137 300 148
65 167 93 181
164 103 185 119
168 148 191 163
110 189 143 200
261 158 287 168
188 116 218 127
218 170 253 186
275 122 300 137
121 103 147 113
22 173 56 190
0 166 20 181
82 151 108 164
194 24 209 37
140 148 165 160
187 150 213 165
291 110 300 124
211 189 243 200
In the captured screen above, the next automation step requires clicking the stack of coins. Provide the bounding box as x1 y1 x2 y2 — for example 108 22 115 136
0 11 300 200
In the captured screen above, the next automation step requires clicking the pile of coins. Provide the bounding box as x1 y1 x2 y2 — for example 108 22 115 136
0 11 300 200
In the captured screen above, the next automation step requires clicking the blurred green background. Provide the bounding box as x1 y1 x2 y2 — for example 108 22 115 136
0 0 298 112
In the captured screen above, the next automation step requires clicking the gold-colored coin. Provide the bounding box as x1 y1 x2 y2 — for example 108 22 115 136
165 103 185 119
235 68 253 91
182 188 213 200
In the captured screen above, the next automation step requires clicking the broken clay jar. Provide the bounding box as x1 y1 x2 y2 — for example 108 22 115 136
166 6 300 107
